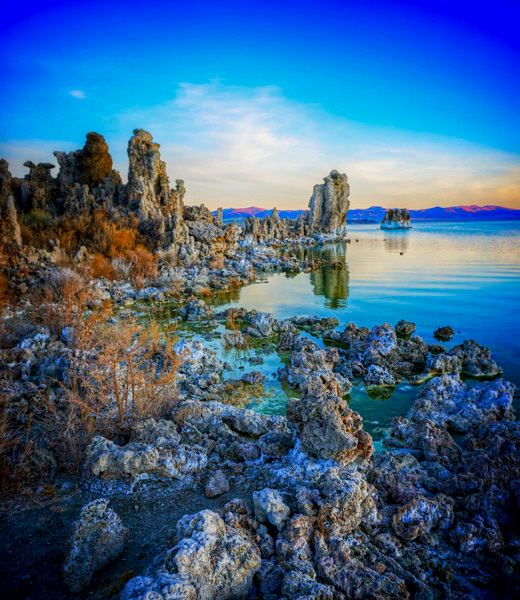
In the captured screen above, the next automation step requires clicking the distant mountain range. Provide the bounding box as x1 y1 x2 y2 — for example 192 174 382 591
219 207 305 221
217 205 520 223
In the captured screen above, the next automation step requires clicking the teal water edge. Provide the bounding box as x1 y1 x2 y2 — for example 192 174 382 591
149 221 520 447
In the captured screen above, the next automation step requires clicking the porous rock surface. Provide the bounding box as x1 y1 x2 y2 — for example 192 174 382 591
121 509 261 600
306 169 350 235
63 498 128 592
411 373 514 431
381 208 412 229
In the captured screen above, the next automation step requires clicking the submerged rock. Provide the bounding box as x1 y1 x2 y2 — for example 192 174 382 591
434 325 454 341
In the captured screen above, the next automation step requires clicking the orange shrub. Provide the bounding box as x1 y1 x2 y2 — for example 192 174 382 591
127 245 158 288
91 253 114 279
110 226 137 257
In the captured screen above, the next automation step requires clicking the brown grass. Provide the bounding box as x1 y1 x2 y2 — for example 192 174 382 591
30 270 111 347
0 410 39 498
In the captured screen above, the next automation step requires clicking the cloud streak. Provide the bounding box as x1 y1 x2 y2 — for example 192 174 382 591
115 83 520 209
69 89 86 99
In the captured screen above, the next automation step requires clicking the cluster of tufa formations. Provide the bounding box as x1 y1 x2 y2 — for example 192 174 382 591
0 129 518 600
0 129 351 273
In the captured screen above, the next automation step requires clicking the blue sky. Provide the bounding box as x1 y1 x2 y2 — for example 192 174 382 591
1 0 519 209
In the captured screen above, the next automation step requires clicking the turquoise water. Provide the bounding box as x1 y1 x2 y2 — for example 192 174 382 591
147 221 520 443
203 221 520 440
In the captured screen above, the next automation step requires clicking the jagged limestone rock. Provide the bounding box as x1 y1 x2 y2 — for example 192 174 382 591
243 208 290 243
381 208 412 229
0 160 22 256
127 128 174 219
54 132 119 198
122 510 261 600
18 160 56 212
305 170 350 235
63 498 128 592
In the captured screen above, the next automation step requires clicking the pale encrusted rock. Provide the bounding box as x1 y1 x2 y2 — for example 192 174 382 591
306 170 350 235
179 297 214 321
63 498 128 592
205 470 230 498
381 208 412 229
286 372 372 463
84 435 207 481
253 488 291 530
364 364 396 387
411 374 514 432
122 510 261 600
392 494 454 540
175 339 223 397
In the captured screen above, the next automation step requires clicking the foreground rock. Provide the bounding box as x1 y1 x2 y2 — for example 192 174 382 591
122 509 261 600
411 373 514 431
63 498 128 592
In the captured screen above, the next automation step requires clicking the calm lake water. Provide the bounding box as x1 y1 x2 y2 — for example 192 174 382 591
150 221 520 446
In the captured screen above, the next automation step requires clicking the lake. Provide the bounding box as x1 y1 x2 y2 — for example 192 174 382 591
152 221 520 446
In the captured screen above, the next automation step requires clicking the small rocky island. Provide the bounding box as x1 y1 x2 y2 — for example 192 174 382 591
0 130 518 600
381 208 412 229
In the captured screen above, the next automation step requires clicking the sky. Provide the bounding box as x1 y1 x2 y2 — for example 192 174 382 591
0 0 519 210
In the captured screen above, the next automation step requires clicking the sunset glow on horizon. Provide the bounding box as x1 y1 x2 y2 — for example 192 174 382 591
1 0 519 210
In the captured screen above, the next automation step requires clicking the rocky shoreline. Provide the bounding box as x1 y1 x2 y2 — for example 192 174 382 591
0 130 518 599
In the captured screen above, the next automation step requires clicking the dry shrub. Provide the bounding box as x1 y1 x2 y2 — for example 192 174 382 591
228 276 243 290
111 256 133 280
91 253 114 279
19 207 160 285
126 245 158 288
0 411 39 497
65 320 181 437
31 269 112 348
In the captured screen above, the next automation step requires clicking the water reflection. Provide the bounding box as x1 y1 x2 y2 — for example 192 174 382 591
383 231 410 254
282 243 350 308
311 264 349 308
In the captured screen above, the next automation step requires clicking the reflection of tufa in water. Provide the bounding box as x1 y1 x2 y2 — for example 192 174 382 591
381 208 412 229
384 232 410 254
311 262 349 308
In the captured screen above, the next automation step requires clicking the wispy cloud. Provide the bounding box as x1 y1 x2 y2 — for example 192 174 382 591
2 82 519 209
115 83 520 209
69 89 86 99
